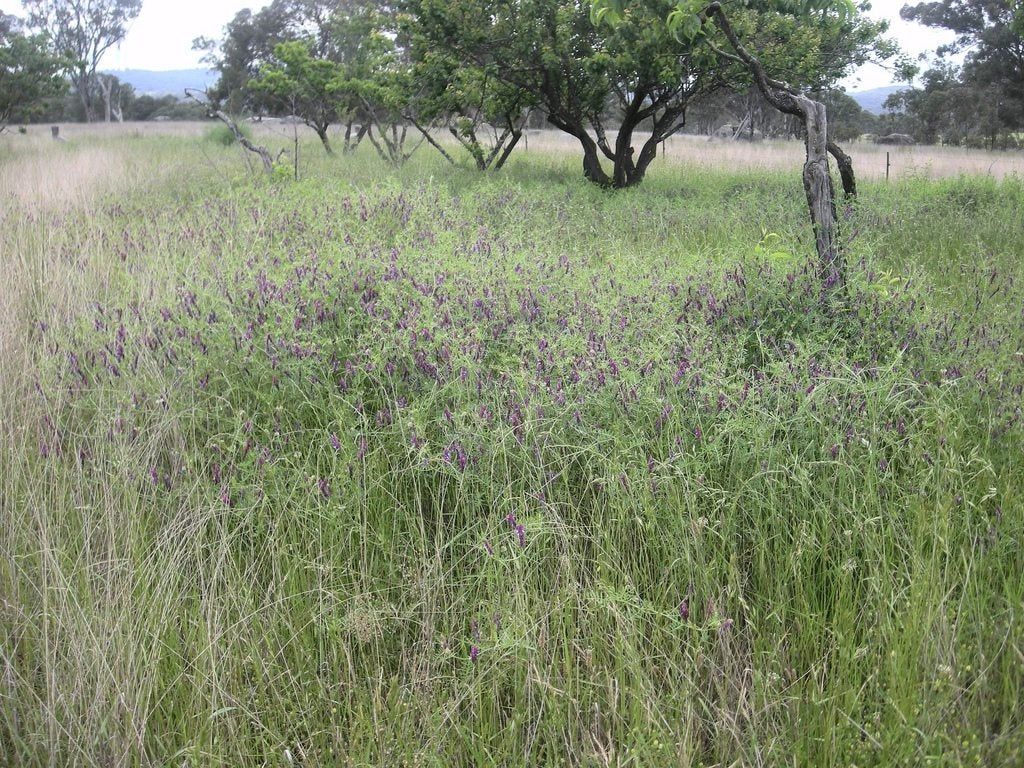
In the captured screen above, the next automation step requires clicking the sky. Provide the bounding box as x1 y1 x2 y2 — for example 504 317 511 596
0 0 954 91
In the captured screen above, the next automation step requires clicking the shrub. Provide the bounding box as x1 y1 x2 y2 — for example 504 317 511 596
205 121 252 147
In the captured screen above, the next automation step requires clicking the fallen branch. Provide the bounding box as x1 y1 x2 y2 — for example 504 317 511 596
185 89 275 175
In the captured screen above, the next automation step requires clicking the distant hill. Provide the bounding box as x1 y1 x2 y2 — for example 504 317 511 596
850 85 907 115
103 68 218 97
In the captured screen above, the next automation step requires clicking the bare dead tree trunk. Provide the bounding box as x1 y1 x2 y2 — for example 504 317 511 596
704 3 851 295
800 98 841 289
99 76 113 123
827 139 856 197
112 88 124 123
74 70 96 123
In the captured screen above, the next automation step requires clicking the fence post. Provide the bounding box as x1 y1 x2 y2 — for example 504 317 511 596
886 151 891 182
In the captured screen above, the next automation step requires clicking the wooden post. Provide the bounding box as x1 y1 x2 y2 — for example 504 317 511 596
886 152 891 182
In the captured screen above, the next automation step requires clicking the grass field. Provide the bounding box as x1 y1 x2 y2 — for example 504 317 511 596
1 125 1023 766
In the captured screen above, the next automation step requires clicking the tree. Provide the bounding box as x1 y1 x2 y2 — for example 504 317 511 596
591 0 870 295
353 30 425 165
200 1 379 153
406 0 892 188
96 72 133 121
897 1 1023 146
818 89 876 141
251 40 344 153
193 2 295 115
402 18 533 170
23 0 142 123
0 14 67 131
408 0 718 187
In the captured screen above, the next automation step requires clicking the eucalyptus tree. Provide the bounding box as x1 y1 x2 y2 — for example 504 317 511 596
23 0 142 122
194 1 308 114
898 0 1023 145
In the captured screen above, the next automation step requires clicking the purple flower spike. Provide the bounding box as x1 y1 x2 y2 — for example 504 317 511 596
484 539 494 556
329 432 342 451
515 524 526 547
678 598 690 621
505 512 517 527
470 645 479 664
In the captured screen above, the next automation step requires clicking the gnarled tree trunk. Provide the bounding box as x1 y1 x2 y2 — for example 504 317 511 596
705 2 855 296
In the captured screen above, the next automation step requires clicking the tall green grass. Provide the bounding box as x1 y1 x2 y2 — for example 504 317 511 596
1 136 1022 766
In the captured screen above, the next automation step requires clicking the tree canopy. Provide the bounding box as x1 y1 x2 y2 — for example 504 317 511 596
894 0 1023 146
406 0 892 186
0 14 67 131
23 0 142 123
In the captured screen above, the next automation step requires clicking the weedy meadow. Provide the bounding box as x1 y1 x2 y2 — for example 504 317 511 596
1 129 1022 766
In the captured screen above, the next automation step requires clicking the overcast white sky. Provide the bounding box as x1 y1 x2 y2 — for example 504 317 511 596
0 0 953 90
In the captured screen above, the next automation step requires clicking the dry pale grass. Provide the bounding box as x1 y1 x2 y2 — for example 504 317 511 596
0 130 196 430
11 119 1023 181
520 129 1024 180
0 129 217 767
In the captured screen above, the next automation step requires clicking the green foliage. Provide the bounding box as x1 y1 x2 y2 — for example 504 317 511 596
0 20 67 127
249 40 342 149
893 1 1023 147
22 0 142 122
205 121 252 146
270 159 294 183
194 1 297 114
402 18 533 169
411 0 893 186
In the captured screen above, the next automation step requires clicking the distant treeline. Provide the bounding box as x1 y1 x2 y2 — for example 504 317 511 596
8 76 209 124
